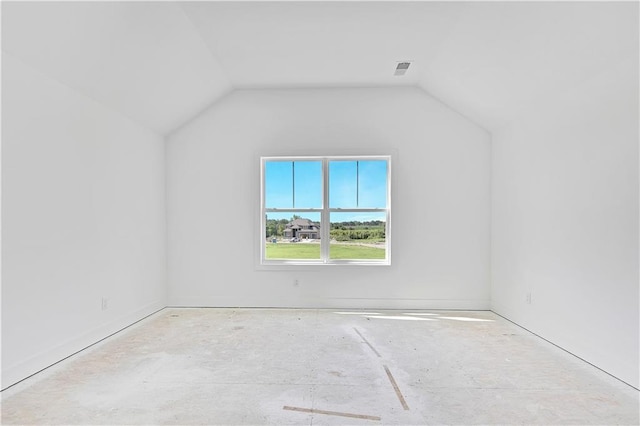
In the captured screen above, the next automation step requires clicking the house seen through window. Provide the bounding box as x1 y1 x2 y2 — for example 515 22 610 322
261 156 390 265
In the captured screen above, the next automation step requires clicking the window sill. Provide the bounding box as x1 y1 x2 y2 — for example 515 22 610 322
256 260 391 271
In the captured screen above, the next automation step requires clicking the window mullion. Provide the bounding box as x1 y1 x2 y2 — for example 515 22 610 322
321 158 330 262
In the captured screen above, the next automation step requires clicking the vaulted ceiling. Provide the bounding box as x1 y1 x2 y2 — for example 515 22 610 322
2 1 637 135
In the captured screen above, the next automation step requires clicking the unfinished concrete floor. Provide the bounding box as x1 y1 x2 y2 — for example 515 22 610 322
2 308 639 425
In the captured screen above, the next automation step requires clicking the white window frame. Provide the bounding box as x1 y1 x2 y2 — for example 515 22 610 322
260 155 391 266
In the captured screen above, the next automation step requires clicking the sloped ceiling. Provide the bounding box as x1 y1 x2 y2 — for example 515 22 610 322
1 1 233 134
2 1 638 134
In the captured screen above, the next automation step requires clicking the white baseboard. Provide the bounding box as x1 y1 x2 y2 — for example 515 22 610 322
1 301 165 391
168 298 492 311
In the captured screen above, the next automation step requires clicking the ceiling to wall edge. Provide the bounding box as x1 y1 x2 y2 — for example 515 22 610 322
169 3 493 137
165 84 493 140
1 53 491 139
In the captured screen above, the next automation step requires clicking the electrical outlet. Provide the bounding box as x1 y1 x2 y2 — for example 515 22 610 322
101 297 109 311
293 279 299 287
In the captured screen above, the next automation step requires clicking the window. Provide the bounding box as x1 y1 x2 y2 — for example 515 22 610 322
261 156 391 265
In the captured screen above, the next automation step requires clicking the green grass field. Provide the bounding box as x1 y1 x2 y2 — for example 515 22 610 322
265 242 385 260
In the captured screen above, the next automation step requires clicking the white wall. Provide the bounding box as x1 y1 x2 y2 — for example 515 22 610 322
1 53 167 389
166 87 491 309
491 54 639 388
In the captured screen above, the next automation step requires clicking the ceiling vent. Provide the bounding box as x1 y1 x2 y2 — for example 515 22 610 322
394 61 411 76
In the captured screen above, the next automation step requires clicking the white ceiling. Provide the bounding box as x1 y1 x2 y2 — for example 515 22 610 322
2 1 638 134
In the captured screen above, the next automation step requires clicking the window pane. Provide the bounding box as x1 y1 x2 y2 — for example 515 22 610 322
329 161 357 208
294 161 322 208
329 160 387 208
265 161 292 208
265 160 322 208
329 212 386 260
265 212 321 260
358 160 388 208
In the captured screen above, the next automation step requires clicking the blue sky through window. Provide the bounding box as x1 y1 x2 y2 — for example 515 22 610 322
265 158 387 223
265 161 322 208
329 160 387 209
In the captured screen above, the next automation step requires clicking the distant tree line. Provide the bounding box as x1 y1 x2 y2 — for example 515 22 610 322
330 220 385 229
266 217 385 241
329 220 385 241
